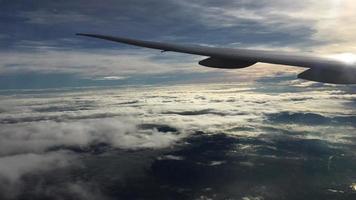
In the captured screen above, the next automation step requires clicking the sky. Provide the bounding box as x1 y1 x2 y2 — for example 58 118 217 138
1 0 356 89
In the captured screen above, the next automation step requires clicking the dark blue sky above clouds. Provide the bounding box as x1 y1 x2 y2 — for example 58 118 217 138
0 0 355 89
1 0 316 48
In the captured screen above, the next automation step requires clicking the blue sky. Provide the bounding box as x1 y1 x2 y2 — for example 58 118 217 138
1 0 356 89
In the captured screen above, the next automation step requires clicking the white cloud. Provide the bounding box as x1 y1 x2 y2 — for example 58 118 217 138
176 0 356 54
174 0 313 29
0 82 355 198
0 46 298 79
0 34 8 40
63 182 109 200
0 48 202 76
0 151 75 199
21 10 95 25
0 118 184 156
94 76 128 80
0 152 74 183
2 82 354 148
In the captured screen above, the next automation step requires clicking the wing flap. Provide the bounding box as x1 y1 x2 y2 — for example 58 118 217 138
199 57 257 69
298 68 356 84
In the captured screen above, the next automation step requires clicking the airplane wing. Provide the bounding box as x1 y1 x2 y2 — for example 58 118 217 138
76 33 356 84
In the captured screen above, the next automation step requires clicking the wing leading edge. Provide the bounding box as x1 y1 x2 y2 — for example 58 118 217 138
76 33 356 84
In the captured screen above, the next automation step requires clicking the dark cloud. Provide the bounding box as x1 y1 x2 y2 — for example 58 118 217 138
0 113 123 124
267 112 331 125
116 100 140 105
163 109 230 116
33 105 93 112
267 112 356 127
138 123 179 133
40 132 353 200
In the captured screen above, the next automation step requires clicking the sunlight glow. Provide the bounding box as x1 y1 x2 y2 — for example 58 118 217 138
351 183 356 191
330 53 356 64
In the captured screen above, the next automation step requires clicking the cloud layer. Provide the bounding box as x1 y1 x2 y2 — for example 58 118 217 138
0 80 356 199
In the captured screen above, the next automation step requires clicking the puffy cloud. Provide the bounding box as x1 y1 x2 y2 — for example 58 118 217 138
0 152 74 183
0 118 184 156
0 151 75 199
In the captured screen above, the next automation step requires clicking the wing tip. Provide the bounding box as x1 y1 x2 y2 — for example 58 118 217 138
76 33 92 37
